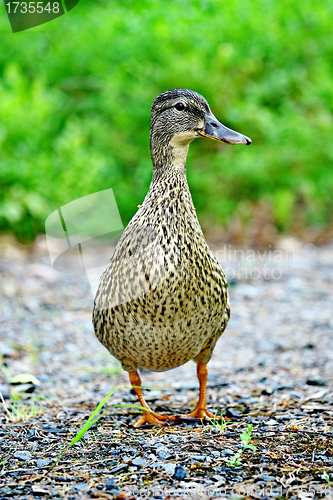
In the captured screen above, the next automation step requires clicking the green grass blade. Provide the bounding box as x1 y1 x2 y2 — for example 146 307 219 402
112 403 149 411
52 385 156 467
67 385 128 447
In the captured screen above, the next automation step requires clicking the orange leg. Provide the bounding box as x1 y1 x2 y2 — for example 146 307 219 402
180 363 218 420
129 371 176 427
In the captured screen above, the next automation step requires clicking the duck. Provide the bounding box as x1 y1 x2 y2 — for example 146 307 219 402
93 89 251 427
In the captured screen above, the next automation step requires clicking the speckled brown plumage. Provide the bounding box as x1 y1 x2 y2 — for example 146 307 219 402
93 89 251 426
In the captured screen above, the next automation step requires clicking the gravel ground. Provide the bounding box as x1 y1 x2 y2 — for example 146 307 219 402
0 235 333 499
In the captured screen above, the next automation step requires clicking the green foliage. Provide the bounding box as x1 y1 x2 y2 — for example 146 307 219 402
322 471 331 486
1 0 333 240
0 391 43 423
227 424 257 466
207 410 228 433
53 385 147 466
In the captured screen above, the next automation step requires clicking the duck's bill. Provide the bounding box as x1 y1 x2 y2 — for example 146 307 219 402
198 113 252 145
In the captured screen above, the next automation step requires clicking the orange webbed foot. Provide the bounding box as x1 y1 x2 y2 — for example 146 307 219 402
178 363 221 422
179 407 219 420
132 410 176 427
129 371 176 427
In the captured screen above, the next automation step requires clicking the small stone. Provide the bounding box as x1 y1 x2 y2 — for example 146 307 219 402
40 425 65 434
306 378 327 386
11 383 36 394
221 449 234 456
74 482 89 491
259 474 277 481
14 450 32 461
212 466 222 473
0 486 12 496
204 479 214 485
0 343 15 358
225 407 240 419
183 422 200 429
145 390 162 401
109 464 128 474
37 458 52 468
156 447 172 460
261 388 273 395
211 450 220 458
168 435 187 443
266 419 278 426
153 441 165 448
132 458 147 467
190 454 206 462
174 464 187 480
105 478 119 491
0 384 10 399
212 474 226 483
153 462 176 474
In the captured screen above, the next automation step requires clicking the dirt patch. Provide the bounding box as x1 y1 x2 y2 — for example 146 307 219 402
1 236 333 499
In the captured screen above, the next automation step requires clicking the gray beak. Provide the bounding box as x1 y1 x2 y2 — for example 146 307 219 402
198 113 251 145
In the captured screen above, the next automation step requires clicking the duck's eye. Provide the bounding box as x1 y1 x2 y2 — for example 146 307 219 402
175 102 185 111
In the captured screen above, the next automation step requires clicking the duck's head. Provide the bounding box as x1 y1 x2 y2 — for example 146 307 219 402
150 88 251 171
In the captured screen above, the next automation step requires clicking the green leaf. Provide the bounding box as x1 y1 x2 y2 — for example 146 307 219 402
9 374 40 386
52 385 151 468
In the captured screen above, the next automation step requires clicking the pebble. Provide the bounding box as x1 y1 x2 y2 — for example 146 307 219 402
156 447 173 460
152 441 165 448
11 383 36 394
73 482 89 491
0 343 15 357
144 390 162 401
174 464 187 480
212 474 226 483
40 425 65 434
105 478 119 491
225 407 240 419
109 464 128 474
266 419 278 426
306 378 327 386
258 474 277 481
220 449 234 456
153 462 176 474
168 435 187 443
37 458 52 468
189 454 206 462
14 450 32 461
0 487 12 496
203 479 214 485
132 458 147 467
0 384 10 399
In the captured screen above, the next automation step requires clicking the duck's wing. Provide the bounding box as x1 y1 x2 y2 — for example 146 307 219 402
94 222 167 312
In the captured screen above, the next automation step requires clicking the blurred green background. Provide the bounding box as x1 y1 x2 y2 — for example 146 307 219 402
0 0 333 242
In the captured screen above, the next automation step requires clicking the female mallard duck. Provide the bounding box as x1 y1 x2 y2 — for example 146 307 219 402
93 89 251 426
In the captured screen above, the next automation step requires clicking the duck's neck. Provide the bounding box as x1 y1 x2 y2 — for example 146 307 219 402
150 131 195 179
147 140 194 210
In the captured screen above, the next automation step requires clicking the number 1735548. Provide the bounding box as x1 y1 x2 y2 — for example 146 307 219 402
5 1 60 13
